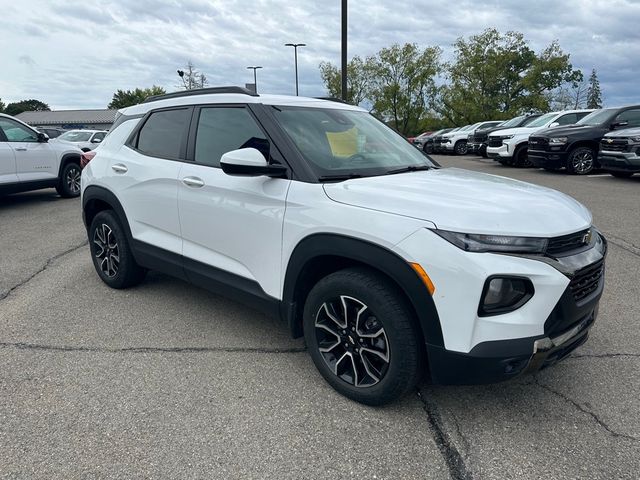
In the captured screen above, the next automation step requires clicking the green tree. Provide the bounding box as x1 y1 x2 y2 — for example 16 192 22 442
586 68 603 109
368 43 442 135
4 99 50 116
0 98 5 113
319 55 374 106
437 29 581 125
107 86 166 109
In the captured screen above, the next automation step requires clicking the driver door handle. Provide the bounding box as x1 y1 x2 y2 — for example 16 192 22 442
182 176 205 188
14 147 27 151
111 164 128 174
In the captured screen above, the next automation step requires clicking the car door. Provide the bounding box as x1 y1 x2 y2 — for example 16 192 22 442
177 105 291 299
0 128 18 186
109 107 189 257
0 117 57 182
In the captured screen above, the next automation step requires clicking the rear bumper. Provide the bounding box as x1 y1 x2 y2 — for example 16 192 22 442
598 151 640 172
529 149 570 168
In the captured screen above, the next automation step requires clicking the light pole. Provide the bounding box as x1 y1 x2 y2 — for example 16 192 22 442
246 66 263 93
341 0 348 102
284 43 306 96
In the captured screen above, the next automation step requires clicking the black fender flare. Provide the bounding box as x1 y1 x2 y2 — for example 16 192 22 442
57 152 82 179
282 233 444 348
82 185 133 242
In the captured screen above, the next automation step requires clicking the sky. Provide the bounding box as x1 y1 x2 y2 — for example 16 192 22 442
1 0 639 111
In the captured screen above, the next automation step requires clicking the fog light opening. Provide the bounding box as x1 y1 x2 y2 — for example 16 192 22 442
479 276 534 316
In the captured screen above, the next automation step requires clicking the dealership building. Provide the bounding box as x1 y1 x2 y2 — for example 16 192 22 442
15 109 118 131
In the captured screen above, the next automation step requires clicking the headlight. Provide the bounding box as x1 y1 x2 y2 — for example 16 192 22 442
631 136 640 143
499 135 514 140
549 137 568 144
432 229 548 253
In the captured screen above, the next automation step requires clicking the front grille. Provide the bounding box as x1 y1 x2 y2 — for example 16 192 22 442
546 229 590 256
528 136 548 150
600 139 630 152
473 133 488 143
569 259 604 302
487 137 503 147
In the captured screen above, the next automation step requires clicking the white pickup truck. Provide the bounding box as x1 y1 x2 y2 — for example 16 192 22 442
0 113 83 197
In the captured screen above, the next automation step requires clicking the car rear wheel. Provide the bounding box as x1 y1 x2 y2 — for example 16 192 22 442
56 162 82 198
566 147 596 175
89 210 146 289
303 267 422 406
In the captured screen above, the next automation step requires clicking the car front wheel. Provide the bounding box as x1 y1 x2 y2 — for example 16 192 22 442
567 147 596 175
56 162 82 198
303 268 422 406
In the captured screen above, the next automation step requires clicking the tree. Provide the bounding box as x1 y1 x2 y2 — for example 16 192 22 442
4 99 50 116
586 68 603 109
107 86 167 109
0 98 5 113
549 71 588 110
177 61 208 90
437 29 582 125
368 43 442 135
319 55 374 106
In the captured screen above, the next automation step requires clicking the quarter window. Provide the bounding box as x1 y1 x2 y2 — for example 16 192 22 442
136 108 190 159
194 107 268 168
0 118 38 142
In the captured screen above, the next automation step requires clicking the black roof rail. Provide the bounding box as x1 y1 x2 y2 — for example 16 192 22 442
315 96 351 105
143 86 259 104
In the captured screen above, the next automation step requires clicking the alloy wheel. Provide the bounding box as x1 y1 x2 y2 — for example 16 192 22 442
572 151 594 174
314 295 390 388
93 224 120 277
66 166 81 194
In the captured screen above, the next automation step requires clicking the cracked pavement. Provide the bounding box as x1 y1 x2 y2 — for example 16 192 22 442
1 161 639 479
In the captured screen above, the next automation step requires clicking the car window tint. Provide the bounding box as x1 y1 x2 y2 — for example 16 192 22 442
616 109 640 128
576 112 591 121
93 132 106 142
556 113 578 126
137 108 189 159
194 107 268 168
0 119 38 142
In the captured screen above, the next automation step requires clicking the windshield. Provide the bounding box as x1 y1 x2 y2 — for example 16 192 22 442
577 108 615 126
526 113 558 128
272 106 435 178
59 131 92 142
500 115 526 128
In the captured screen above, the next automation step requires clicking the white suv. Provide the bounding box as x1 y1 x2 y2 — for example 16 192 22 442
55 129 108 152
81 87 607 405
0 113 83 197
486 110 593 166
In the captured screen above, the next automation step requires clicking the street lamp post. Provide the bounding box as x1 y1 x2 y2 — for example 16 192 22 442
341 0 348 102
284 43 306 96
246 66 263 93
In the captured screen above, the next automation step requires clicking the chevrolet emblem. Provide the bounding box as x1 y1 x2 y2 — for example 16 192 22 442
606 139 613 143
582 230 592 244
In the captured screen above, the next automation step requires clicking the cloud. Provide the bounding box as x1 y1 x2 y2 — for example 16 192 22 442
1 0 638 110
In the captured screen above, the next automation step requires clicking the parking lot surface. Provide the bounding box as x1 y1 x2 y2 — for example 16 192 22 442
1 156 638 479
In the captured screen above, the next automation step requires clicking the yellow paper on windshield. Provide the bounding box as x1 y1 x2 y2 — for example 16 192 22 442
326 127 358 157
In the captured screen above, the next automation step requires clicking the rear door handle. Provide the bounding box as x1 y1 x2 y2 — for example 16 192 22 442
111 164 128 174
182 176 205 188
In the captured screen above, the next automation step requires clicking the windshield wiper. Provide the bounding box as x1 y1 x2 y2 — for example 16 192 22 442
385 165 432 175
318 173 363 182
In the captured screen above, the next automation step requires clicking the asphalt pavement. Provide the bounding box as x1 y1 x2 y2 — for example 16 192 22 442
0 157 638 479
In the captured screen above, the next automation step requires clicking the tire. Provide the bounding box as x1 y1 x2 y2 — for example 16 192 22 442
566 147 596 175
480 146 488 158
543 166 561 172
454 140 468 155
423 143 433 154
513 146 531 167
498 158 514 166
303 267 422 406
56 162 82 198
609 171 634 178
88 210 146 289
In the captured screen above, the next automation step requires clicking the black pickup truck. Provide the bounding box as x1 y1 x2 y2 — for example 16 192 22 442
528 105 640 175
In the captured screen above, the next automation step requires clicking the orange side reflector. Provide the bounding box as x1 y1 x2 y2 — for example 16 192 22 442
410 263 436 295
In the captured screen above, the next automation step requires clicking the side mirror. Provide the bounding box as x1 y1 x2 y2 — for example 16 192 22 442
220 148 287 178
611 121 629 130
548 122 560 128
37 132 49 143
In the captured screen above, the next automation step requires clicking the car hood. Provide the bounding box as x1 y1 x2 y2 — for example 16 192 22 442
489 126 540 137
323 168 591 237
605 127 640 138
533 124 601 138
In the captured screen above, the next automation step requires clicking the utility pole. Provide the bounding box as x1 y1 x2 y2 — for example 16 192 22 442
285 43 306 96
341 0 348 102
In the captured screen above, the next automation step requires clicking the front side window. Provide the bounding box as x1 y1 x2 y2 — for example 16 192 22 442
0 118 38 142
136 108 190 159
194 107 268 168
577 109 615 126
526 113 558 128
92 132 106 142
272 106 435 178
616 109 640 128
59 130 92 142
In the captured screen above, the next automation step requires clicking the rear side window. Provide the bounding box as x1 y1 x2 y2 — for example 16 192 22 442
194 107 268 168
556 113 578 126
136 108 190 159
576 112 591 121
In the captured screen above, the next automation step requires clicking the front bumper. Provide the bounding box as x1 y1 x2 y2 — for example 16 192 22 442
529 149 570 168
467 142 485 154
598 151 640 172
486 144 511 159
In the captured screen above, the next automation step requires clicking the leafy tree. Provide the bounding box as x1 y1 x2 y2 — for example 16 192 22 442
177 61 208 90
0 98 5 112
437 29 581 124
586 68 603 109
107 86 167 109
319 55 374 106
368 43 442 135
4 99 50 116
